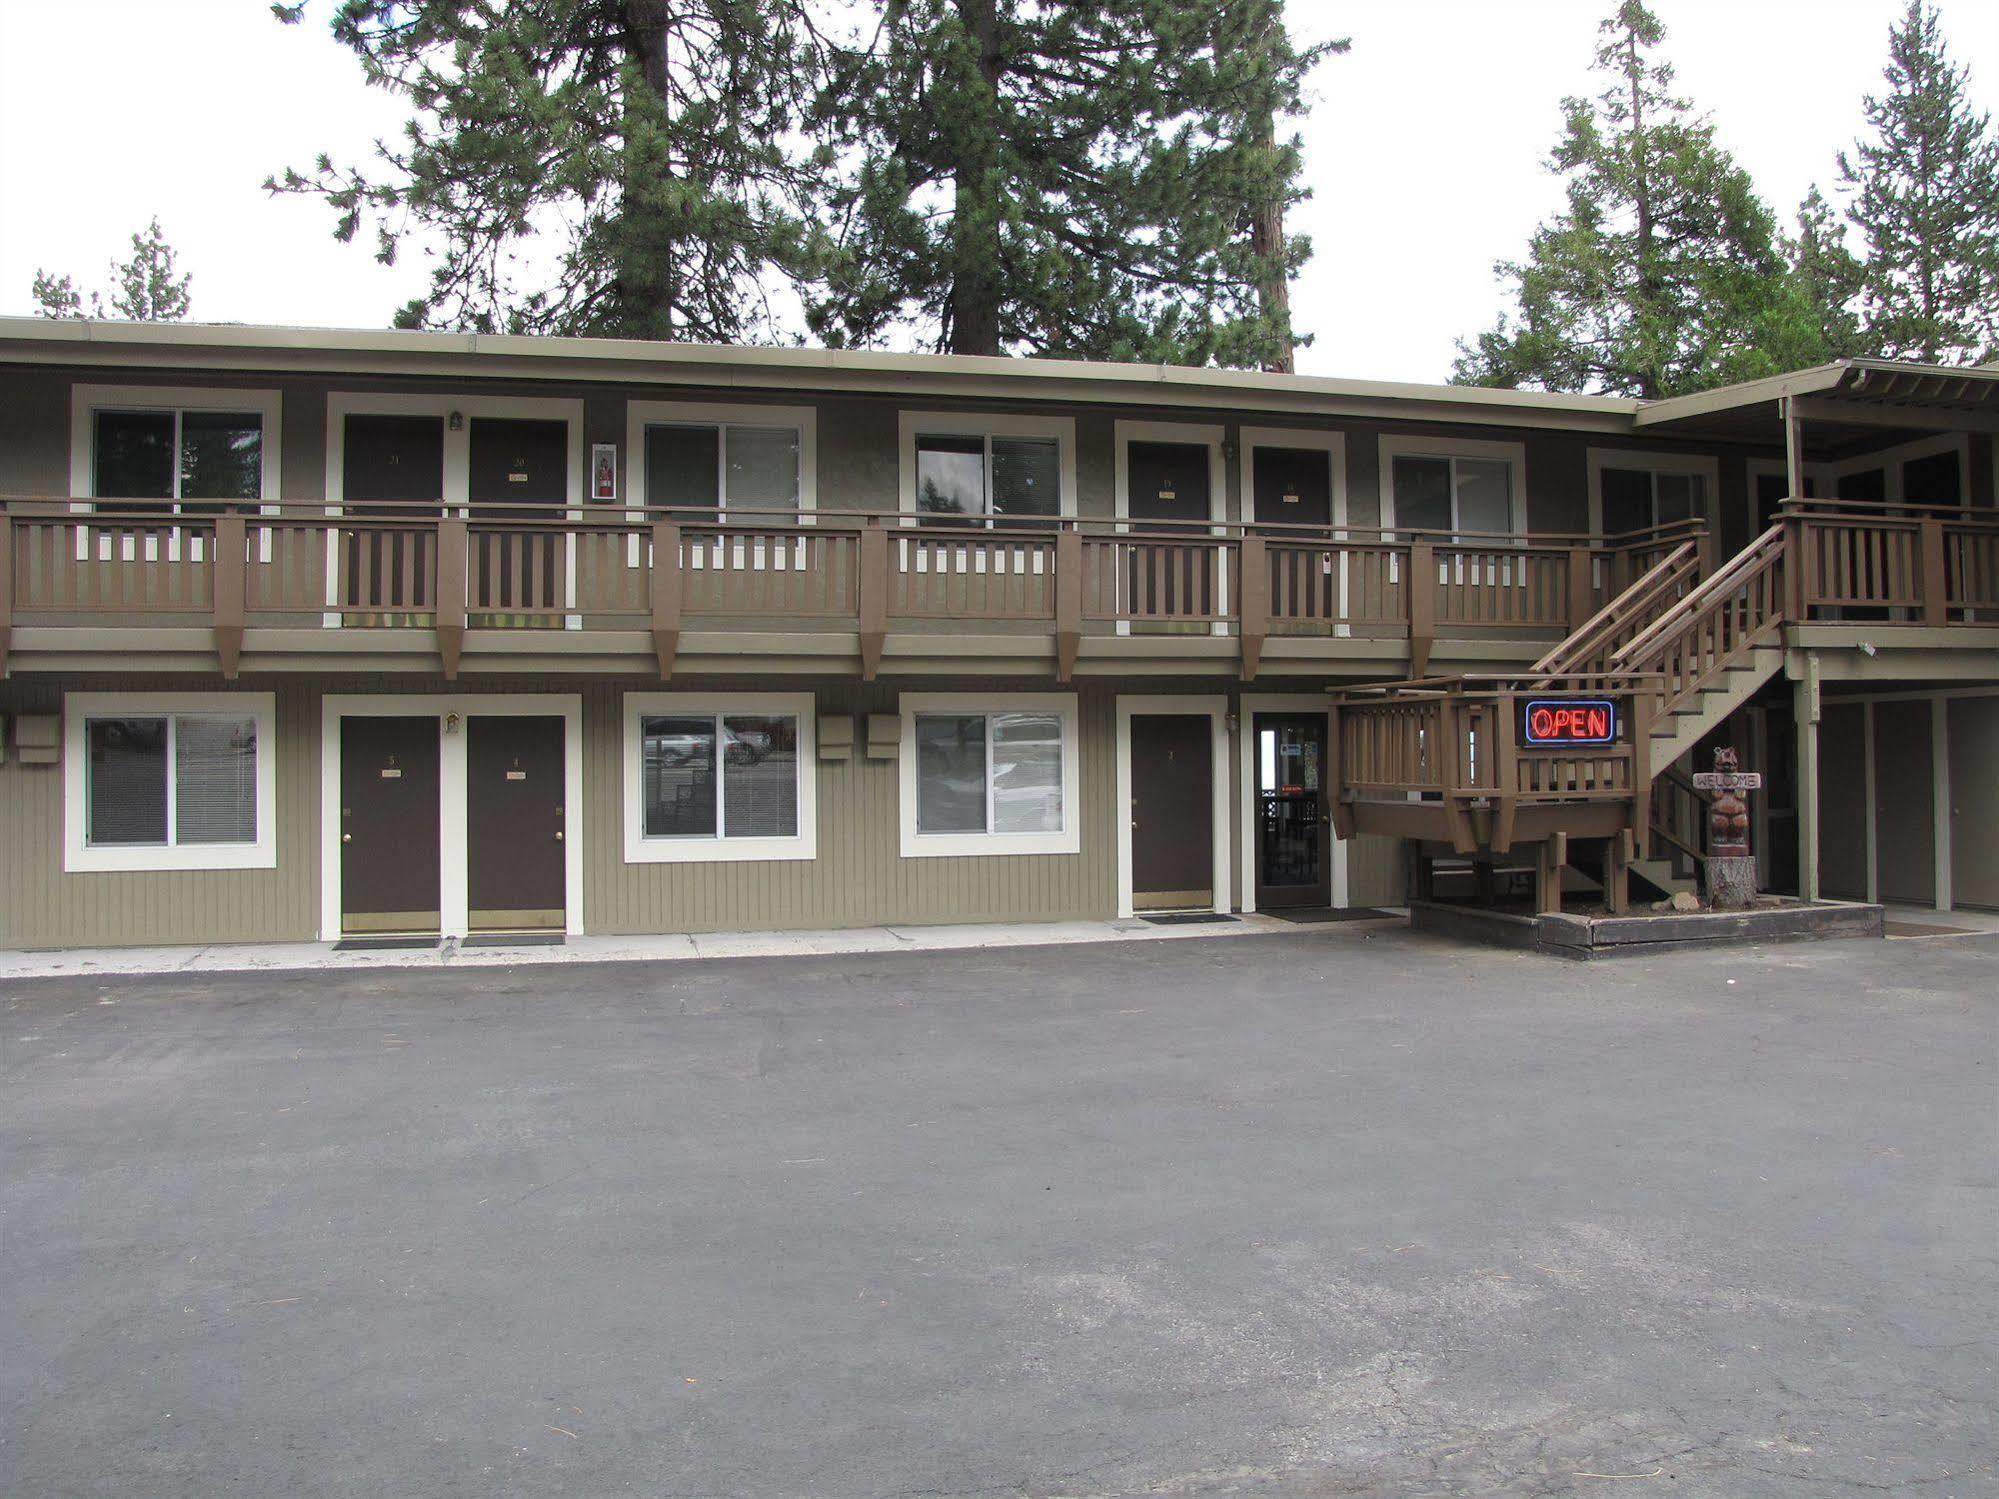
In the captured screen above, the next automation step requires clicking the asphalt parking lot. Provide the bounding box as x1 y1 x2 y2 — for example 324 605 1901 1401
3 927 1994 1497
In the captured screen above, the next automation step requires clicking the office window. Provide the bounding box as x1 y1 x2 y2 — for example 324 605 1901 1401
899 694 1079 857
92 408 263 514
64 694 277 872
623 694 817 863
914 433 1062 525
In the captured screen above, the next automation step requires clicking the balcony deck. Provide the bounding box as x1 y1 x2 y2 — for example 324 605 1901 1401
1 502 1993 681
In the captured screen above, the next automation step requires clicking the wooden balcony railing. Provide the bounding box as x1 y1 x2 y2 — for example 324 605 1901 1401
2 499 1991 680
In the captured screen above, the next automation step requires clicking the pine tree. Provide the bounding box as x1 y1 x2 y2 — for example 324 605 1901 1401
1837 0 1999 364
1787 186 1865 361
269 0 828 340
30 219 190 321
1453 1 1794 397
810 0 1341 365
108 218 193 322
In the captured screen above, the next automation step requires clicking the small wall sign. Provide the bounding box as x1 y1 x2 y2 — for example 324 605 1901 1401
591 443 618 502
1522 698 1618 747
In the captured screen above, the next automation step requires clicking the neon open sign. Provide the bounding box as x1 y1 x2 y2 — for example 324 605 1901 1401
1523 698 1618 747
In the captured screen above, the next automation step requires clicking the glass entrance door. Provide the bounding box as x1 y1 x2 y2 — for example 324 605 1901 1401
1255 713 1331 908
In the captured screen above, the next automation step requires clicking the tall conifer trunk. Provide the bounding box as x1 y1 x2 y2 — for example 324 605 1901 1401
1249 107 1292 375
947 0 1004 355
622 0 678 340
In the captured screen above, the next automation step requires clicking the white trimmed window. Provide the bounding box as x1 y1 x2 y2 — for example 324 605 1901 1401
1588 449 1718 537
72 386 280 514
899 412 1076 527
622 692 817 863
64 693 278 872
626 402 816 519
1380 435 1524 538
898 692 1080 857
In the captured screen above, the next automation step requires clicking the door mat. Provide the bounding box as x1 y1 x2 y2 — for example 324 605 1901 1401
1141 913 1239 926
332 937 442 952
1883 920 1976 937
461 933 567 948
1268 906 1396 924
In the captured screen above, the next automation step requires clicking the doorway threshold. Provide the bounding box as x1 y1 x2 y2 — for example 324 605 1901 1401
461 932 567 948
1266 907 1397 924
332 936 443 952
1140 912 1238 926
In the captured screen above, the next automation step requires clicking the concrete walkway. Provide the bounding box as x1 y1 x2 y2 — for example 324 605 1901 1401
0 909 1405 982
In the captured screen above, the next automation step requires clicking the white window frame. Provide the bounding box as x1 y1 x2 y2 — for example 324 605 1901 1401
63 691 278 873
1378 433 1526 537
622 692 818 864
898 691 1080 858
1586 447 1720 538
625 401 818 518
898 411 1078 525
1115 694 1231 919
1238 427 1349 529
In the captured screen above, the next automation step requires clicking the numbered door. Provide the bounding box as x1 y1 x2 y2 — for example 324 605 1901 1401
341 414 445 612
467 417 568 614
1251 446 1332 529
340 715 442 935
466 715 567 933
1254 713 1331 908
1129 714 1214 912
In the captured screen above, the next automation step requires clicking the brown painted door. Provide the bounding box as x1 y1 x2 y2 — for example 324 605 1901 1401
340 716 441 934
1251 447 1332 529
1816 703 1868 900
1127 441 1211 530
1949 697 1999 910
342 414 444 611
467 716 566 932
1875 701 1936 906
1255 713 1331 908
1130 715 1213 911
468 417 567 613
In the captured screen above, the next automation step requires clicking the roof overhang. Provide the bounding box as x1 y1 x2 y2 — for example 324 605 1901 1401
1634 359 1999 448
0 317 1648 433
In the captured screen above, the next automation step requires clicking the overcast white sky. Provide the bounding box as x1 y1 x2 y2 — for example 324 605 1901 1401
0 0 1993 384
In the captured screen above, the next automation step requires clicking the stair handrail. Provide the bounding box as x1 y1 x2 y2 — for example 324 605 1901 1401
1531 539 1701 678
1648 764 1708 869
1608 523 1788 672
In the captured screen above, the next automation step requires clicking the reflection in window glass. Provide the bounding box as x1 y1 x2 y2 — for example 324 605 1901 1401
916 435 985 517
724 427 800 513
87 718 169 846
645 425 721 513
1600 467 1653 536
721 714 799 838
642 715 717 837
177 413 263 507
990 712 1062 832
1655 472 1701 527
1391 456 1452 532
1456 459 1511 534
991 437 1059 522
175 717 258 844
93 411 175 502
915 713 987 832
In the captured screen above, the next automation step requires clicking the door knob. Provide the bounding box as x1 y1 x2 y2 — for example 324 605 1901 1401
341 833 352 843
555 830 564 841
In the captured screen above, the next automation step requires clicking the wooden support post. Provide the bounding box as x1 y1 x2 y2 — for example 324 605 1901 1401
649 519 680 679
1794 652 1821 902
1782 514 1806 622
1327 703 1354 839
1606 829 1632 915
1565 545 1593 632
1053 525 1082 682
1782 394 1806 504
0 509 12 678
1918 517 1948 626
1628 686 1653 854
1408 539 1435 676
858 522 888 681
212 512 246 680
1238 533 1268 680
436 513 467 680
1536 834 1565 915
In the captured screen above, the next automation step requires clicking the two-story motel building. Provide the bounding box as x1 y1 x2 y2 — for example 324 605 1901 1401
0 317 1993 949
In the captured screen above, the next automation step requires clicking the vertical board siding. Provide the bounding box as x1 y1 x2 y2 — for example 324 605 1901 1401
1344 833 1405 908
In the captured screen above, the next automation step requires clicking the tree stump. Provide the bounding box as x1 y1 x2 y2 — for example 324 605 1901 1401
1707 855 1758 911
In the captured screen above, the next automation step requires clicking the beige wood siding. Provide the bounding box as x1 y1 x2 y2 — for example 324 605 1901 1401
0 677 319 947
1343 832 1405 908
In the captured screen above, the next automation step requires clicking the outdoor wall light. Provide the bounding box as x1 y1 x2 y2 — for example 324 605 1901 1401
444 712 461 734
448 411 464 431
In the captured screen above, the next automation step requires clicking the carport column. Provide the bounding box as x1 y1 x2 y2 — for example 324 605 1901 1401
440 717 471 940
1794 651 1820 902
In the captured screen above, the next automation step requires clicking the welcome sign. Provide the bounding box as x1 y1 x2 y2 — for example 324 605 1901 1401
1522 698 1618 747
